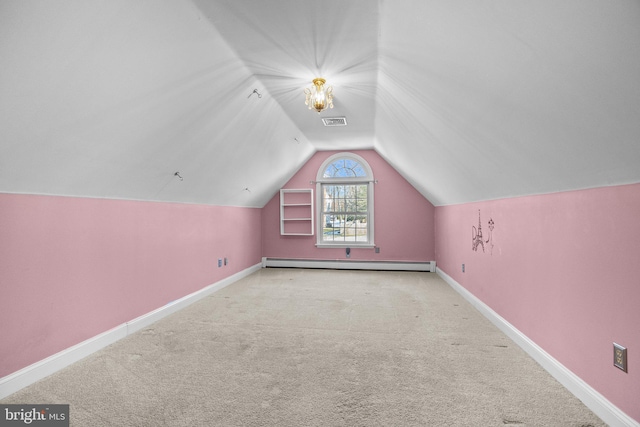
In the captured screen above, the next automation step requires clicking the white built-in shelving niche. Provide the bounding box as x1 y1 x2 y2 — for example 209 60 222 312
280 189 314 236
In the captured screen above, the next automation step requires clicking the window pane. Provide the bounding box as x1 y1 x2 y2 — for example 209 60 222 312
345 198 356 211
354 215 368 241
320 180 369 244
323 159 367 178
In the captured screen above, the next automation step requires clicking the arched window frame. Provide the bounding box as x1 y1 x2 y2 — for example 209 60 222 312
315 153 375 248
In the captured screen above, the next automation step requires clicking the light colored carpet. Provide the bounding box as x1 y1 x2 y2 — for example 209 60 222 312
2 268 605 426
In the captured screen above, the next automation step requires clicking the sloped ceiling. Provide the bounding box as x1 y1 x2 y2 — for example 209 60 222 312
1 1 639 207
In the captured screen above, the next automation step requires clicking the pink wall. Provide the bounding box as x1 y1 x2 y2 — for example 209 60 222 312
262 150 435 262
434 183 640 422
0 193 262 377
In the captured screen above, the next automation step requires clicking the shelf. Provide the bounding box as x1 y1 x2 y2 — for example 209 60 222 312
280 189 314 236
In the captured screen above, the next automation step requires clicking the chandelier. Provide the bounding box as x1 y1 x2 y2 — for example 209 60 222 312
304 78 333 113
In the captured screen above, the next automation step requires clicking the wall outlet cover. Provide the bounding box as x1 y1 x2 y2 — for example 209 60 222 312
613 343 627 372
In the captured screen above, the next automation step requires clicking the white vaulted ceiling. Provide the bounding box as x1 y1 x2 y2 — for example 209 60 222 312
1 1 639 207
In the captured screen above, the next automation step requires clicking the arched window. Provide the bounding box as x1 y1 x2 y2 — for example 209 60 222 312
316 153 375 247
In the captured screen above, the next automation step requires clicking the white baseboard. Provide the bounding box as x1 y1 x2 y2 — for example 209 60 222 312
436 267 639 427
262 257 436 272
0 324 128 401
0 262 262 400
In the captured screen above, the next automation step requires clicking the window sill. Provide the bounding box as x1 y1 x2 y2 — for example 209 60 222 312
315 243 376 249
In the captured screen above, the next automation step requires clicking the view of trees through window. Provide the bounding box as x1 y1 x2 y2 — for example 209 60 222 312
321 183 368 242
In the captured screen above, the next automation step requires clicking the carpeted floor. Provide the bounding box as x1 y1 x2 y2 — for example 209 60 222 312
2 268 605 426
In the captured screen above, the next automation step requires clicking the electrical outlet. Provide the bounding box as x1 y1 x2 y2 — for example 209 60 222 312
224 257 228 266
613 343 627 372
218 258 222 268
462 263 465 273
346 247 351 258
375 247 380 253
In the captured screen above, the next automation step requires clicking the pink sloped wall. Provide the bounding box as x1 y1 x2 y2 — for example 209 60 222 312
0 193 262 377
262 150 436 262
434 183 640 422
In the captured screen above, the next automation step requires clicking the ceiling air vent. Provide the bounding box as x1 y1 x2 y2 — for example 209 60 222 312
322 117 348 127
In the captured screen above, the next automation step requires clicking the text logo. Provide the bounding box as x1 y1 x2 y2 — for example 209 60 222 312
0 405 69 426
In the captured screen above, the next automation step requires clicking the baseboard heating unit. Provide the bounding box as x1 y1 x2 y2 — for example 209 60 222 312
261 257 436 272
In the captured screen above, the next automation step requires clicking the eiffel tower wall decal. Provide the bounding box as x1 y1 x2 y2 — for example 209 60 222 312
472 210 485 252
472 210 495 255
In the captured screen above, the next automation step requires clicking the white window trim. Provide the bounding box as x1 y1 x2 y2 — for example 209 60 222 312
315 153 375 248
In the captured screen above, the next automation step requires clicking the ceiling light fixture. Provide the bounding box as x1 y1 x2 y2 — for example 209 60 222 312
304 78 333 113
